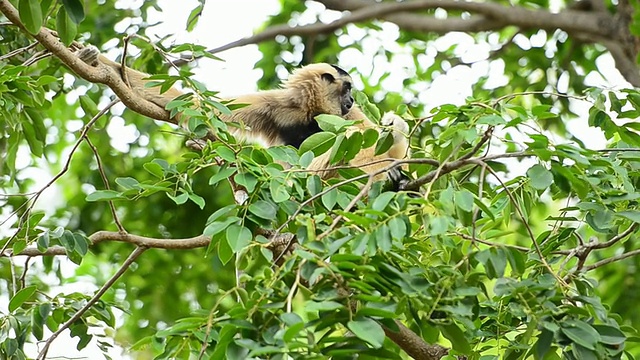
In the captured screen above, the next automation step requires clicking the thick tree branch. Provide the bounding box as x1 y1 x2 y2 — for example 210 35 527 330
187 0 612 63
403 151 529 191
319 0 639 86
0 0 173 123
178 0 638 86
318 0 611 35
4 231 211 257
384 322 453 360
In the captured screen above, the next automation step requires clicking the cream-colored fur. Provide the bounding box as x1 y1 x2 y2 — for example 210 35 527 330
76 46 409 181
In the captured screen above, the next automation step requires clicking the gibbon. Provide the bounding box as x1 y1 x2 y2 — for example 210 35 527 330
76 45 410 183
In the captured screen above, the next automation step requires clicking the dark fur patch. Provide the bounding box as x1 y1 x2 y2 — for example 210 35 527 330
330 65 349 76
321 73 336 83
277 114 322 148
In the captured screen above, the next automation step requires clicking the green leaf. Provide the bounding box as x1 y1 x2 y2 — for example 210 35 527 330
374 132 394 156
37 232 50 252
527 164 553 190
477 114 505 125
216 146 236 162
375 225 392 252
316 114 355 132
186 4 204 31
33 303 51 341
388 216 407 240
209 166 237 186
12 240 27 256
217 235 234 265
79 96 99 117
203 217 238 237
9 285 37 312
248 200 277 220
188 192 205 209
307 175 321 196
116 177 140 190
534 329 553 360
440 323 472 354
167 192 188 205
347 317 385 348
73 233 89 256
362 128 379 148
61 0 85 24
32 304 46 340
234 172 258 192
56 7 77 46
86 190 124 202
592 324 625 345
21 120 43 157
60 230 76 254
269 179 289 203
143 162 165 179
372 191 395 211
571 344 598 360
35 75 58 87
342 131 364 162
560 319 601 350
615 210 640 223
299 132 336 156
19 0 43 34
305 301 343 311
321 188 338 210
454 189 474 212
225 224 252 252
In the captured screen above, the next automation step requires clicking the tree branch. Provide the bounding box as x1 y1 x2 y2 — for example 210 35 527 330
384 321 453 360
583 247 640 272
182 0 613 64
0 0 173 123
4 231 211 257
37 246 147 359
317 0 611 35
402 151 529 191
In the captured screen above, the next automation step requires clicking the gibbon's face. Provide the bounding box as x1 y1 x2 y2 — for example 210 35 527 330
321 65 355 116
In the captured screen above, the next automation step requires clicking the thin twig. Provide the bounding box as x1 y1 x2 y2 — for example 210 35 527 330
481 161 568 287
318 176 375 240
583 248 640 272
37 246 147 359
590 223 638 249
0 41 38 61
454 232 530 252
83 135 126 233
0 100 119 254
286 259 305 313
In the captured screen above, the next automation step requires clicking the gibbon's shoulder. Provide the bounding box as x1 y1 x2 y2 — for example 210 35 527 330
283 63 351 88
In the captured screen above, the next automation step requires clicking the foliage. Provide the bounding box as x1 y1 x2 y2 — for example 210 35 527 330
2 0 640 359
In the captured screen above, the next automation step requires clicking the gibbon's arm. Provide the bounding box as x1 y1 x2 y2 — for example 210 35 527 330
76 46 183 112
308 110 410 181
76 45 409 182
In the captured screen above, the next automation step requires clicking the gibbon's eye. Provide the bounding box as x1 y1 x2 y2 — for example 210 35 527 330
342 82 352 94
321 73 336 83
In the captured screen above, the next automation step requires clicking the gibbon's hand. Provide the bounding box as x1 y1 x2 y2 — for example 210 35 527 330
76 45 100 66
387 167 411 191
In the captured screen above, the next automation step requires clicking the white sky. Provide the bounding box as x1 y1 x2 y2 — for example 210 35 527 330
2 0 634 358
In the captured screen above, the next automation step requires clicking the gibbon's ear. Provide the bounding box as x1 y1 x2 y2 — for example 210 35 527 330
321 73 336 83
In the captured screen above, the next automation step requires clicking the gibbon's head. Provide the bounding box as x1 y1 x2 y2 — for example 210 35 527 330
284 63 355 116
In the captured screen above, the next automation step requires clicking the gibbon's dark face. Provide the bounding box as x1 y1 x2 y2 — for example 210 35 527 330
322 65 355 115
